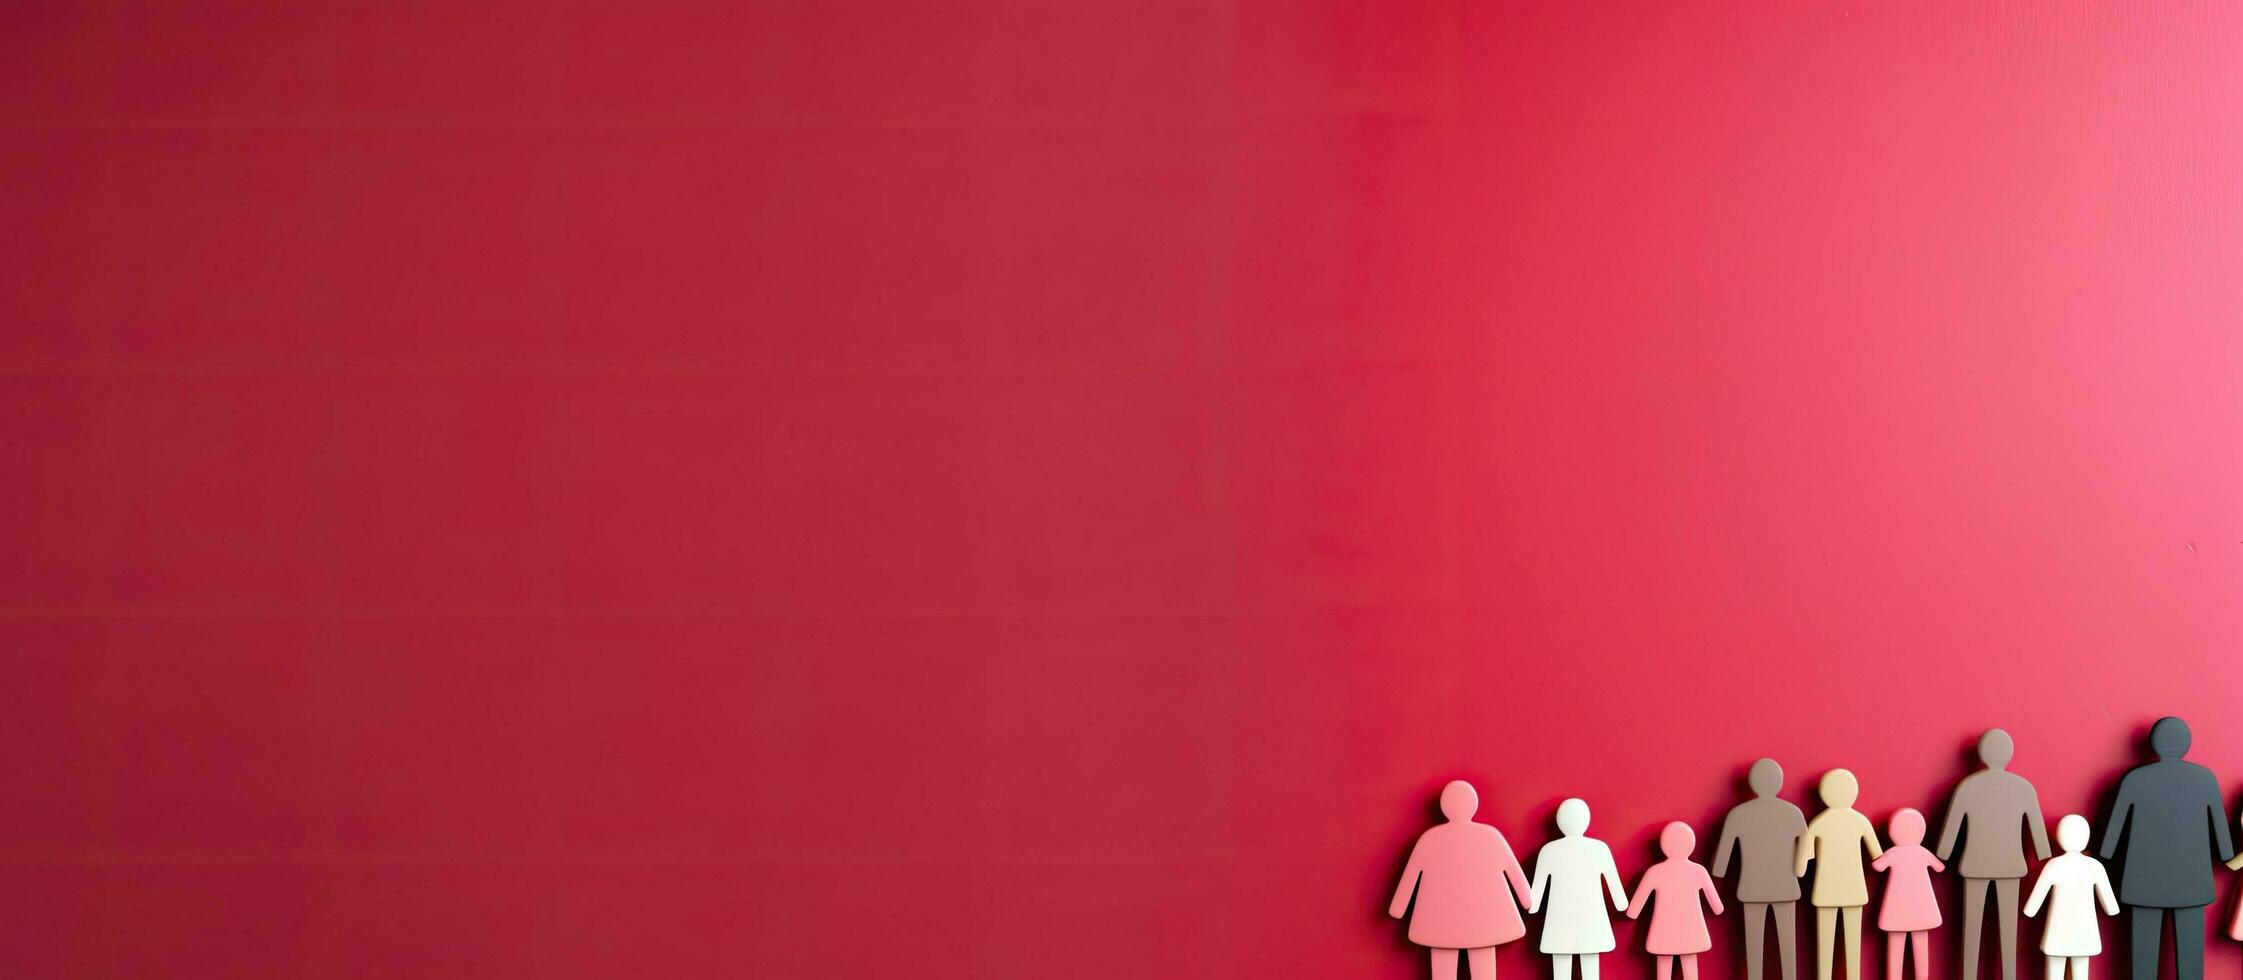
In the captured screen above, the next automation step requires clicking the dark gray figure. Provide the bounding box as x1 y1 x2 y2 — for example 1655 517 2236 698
2099 717 2235 980
1714 759 1807 980
1935 729 2051 980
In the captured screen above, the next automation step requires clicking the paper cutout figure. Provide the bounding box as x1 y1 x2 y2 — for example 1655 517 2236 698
2225 812 2243 940
1871 808 1945 980
1627 821 1726 980
1715 759 1808 980
1391 781 1536 980
1936 729 2052 980
1530 799 1630 980
2025 814 2120 980
2100 717 2235 980
1796 769 1883 980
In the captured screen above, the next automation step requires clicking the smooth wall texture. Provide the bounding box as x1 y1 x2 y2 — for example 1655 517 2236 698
4 2 2242 977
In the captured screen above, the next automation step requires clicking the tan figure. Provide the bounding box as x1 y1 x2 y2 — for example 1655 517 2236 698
1714 759 1808 980
1935 729 2052 980
1797 770 1883 980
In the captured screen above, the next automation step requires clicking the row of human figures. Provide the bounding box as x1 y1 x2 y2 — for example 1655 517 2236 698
1390 719 2242 980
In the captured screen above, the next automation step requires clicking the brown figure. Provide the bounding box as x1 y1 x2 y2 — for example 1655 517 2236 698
1715 759 1807 980
1935 729 2051 980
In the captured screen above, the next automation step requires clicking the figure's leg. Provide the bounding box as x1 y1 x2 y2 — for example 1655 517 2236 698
1468 947 1497 980
1682 954 1699 980
1660 955 1675 980
1913 931 1929 980
1888 932 1907 980
1963 878 1992 980
1746 905 1771 980
2172 906 2206 980
2128 906 2160 980
1995 879 2022 980
1554 953 1574 980
2045 956 2063 980
1777 902 1801 980
1581 952 1601 980
1818 907 1839 980
1434 948 1460 980
1843 907 1864 980
2070 957 2088 980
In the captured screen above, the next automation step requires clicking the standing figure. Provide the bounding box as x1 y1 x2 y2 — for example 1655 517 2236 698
2100 717 2235 980
1391 780 1536 980
2025 814 2119 980
1936 728 2052 980
1715 759 1808 980
1797 769 1883 980
1627 821 1726 980
1530 799 1630 980
1872 808 1946 980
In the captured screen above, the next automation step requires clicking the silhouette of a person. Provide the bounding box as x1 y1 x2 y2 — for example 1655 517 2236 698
1797 769 1882 980
1935 729 2051 980
1714 759 1808 980
1529 798 1629 980
1391 781 1535 980
2099 717 2235 980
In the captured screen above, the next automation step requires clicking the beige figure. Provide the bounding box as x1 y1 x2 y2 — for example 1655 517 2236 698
1714 759 1808 980
1796 770 1883 980
1935 729 2051 980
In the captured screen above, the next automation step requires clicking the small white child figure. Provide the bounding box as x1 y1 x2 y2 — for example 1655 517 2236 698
1530 798 1629 980
2024 814 2120 980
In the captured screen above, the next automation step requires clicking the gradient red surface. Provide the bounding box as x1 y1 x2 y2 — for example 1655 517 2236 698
4 2 2242 978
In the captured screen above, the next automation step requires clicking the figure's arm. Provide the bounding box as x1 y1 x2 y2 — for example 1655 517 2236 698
2023 788 2051 861
1527 853 1550 914
1701 867 1725 916
1711 813 1741 878
2093 864 2119 916
1602 848 1629 912
1928 851 1946 874
1795 828 1814 877
1389 841 1425 919
1870 849 1894 872
1624 873 1650 919
2207 779 2236 863
1934 789 1965 863
2022 867 2051 917
2101 782 2133 861
1500 839 1533 912
1861 825 1884 862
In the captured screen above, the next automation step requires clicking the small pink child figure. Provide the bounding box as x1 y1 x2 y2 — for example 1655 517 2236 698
1391 781 1535 980
1626 821 1726 980
1870 808 1945 980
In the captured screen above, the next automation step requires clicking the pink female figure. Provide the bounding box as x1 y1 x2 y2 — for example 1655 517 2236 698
1391 781 1535 980
1870 808 1945 980
1627 821 1726 980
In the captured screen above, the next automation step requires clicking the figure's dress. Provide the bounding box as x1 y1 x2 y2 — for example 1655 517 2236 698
1534 837 1625 954
2031 853 2113 956
1800 809 1880 907
1636 862 1717 955
1871 845 1942 932
1395 822 1532 949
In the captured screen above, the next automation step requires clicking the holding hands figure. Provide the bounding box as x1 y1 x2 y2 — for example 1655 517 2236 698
1391 781 1536 980
1870 809 1944 980
1714 759 1807 980
1627 821 1726 980
1797 770 1883 980
2024 815 2119 980
1531 799 1630 980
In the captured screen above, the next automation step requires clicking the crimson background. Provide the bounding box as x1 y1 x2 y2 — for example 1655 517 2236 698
5 1 2243 977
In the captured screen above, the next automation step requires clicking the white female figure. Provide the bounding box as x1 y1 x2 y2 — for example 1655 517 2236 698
1530 799 1630 980
2023 815 2119 980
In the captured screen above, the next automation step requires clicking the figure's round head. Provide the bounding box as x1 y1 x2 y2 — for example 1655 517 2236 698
1556 798 1591 836
2150 717 2192 760
1660 821 1696 859
1748 758 1784 797
1819 769 1859 808
1440 780 1479 822
1889 807 1926 846
1978 729 2015 770
2057 814 2090 853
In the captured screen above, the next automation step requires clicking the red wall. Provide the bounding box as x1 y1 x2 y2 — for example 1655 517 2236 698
4 2 2242 977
